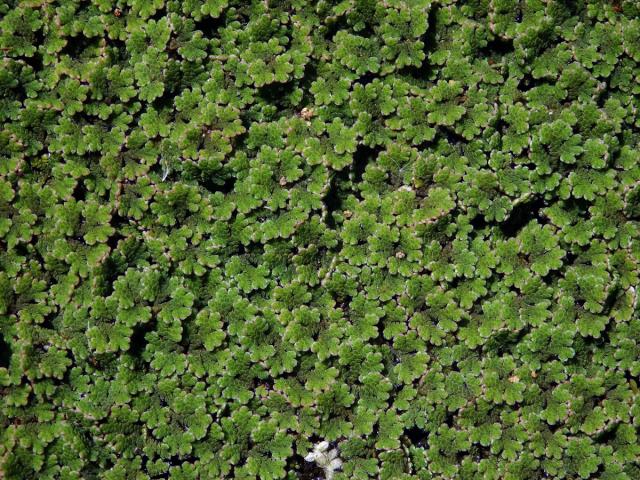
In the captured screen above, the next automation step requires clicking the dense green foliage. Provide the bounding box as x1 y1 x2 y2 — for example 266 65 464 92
2 0 640 478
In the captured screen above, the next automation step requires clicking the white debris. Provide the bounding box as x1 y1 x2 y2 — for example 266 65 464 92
304 441 342 480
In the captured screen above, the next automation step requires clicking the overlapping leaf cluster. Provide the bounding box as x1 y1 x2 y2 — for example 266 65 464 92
1 0 640 478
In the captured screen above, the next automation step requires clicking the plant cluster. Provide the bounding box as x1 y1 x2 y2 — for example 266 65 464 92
1 0 640 479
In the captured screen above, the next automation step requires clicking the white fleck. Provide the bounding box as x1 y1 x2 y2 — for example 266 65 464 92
305 441 342 480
